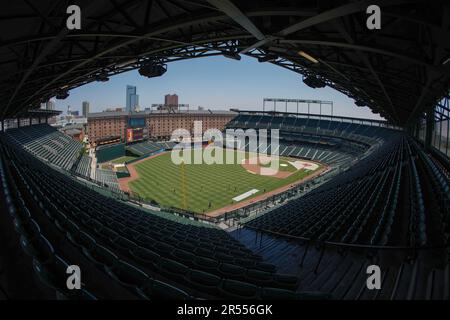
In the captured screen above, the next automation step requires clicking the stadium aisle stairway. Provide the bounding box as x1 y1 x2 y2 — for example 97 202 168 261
232 227 450 299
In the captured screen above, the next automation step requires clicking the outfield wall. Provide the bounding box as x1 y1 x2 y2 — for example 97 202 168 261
96 143 126 163
116 168 131 179
125 149 165 165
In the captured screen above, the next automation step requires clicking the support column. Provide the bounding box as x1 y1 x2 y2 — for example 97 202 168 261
425 108 435 150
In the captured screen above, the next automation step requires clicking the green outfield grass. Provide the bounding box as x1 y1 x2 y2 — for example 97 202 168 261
128 149 321 213
110 155 138 164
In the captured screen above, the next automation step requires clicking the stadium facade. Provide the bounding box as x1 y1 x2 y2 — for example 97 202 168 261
87 109 236 144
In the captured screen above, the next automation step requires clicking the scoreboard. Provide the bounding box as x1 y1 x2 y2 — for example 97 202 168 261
126 117 146 143
126 128 144 143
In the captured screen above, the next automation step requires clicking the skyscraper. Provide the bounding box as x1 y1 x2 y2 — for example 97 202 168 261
126 85 139 112
82 101 90 117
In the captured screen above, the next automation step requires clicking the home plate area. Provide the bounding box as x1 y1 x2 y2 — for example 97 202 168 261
288 160 319 171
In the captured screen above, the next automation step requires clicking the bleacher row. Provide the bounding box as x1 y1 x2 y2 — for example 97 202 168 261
94 169 121 192
279 144 353 167
74 155 92 178
239 141 356 168
4 124 83 171
226 114 390 169
245 135 450 248
228 114 391 145
0 133 332 300
126 140 176 157
2 125 121 193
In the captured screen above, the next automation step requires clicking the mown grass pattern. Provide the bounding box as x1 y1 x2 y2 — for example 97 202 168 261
129 149 319 213
110 156 138 164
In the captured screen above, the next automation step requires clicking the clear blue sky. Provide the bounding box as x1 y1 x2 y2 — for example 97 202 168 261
54 55 383 120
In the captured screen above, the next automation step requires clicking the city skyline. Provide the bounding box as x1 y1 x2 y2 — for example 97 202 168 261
50 55 384 121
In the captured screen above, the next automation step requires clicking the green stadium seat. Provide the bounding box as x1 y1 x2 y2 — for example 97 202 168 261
152 241 175 256
83 244 118 270
195 247 213 258
254 262 277 273
78 231 97 251
215 252 235 263
272 273 300 290
137 279 190 300
112 235 136 256
187 269 221 294
64 219 80 244
106 260 150 290
32 255 72 298
172 249 196 266
193 256 219 273
246 269 272 286
14 218 41 242
219 279 258 299
20 234 55 264
218 263 246 280
159 258 189 282
130 246 160 270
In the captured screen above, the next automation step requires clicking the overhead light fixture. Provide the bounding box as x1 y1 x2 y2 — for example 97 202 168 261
303 75 326 88
258 54 278 63
95 73 109 82
355 100 366 107
222 51 241 61
298 51 319 64
138 63 167 78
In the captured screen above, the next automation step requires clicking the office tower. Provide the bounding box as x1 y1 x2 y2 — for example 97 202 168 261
82 101 90 117
126 85 139 112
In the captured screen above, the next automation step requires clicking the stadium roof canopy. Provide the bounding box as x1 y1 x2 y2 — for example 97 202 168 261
0 0 449 126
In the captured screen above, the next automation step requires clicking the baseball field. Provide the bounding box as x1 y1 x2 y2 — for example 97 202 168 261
119 148 324 214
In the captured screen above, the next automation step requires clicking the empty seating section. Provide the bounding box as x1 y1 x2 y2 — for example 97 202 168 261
94 169 120 192
245 136 450 248
74 155 92 178
4 124 83 171
238 138 357 168
126 141 171 157
228 114 392 145
278 143 354 167
0 132 305 299
2 120 448 300
226 114 394 170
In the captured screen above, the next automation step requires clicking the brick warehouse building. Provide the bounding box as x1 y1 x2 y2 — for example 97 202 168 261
87 109 236 145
